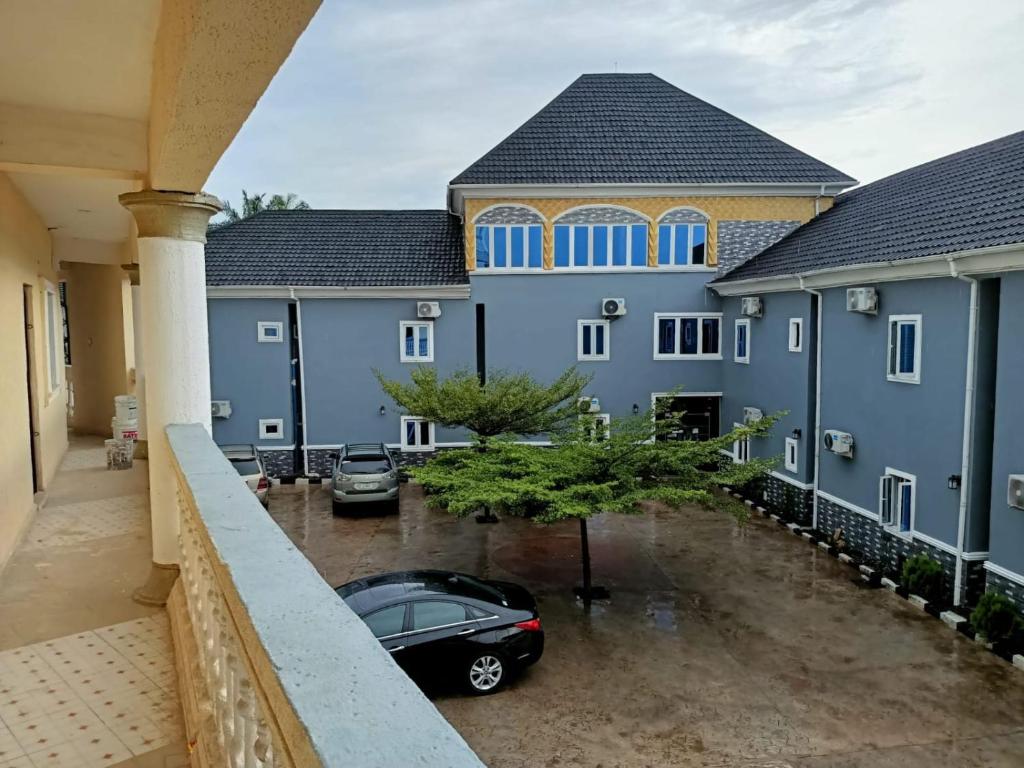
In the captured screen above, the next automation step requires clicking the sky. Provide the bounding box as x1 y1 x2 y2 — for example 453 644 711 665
206 0 1024 216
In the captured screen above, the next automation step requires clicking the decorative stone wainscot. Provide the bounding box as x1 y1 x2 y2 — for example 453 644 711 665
258 449 297 478
984 567 1024 613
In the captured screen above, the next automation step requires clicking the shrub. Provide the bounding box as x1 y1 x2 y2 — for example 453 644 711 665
970 592 1024 644
901 554 945 603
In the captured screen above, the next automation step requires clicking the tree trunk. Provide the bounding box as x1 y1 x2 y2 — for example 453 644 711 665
579 517 592 606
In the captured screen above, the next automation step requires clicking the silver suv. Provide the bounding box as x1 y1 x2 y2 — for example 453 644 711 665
331 443 400 515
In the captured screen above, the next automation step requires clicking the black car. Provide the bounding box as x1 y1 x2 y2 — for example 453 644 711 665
336 570 544 695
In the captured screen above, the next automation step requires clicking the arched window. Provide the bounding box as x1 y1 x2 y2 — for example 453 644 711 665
657 209 708 266
553 207 648 269
474 206 544 270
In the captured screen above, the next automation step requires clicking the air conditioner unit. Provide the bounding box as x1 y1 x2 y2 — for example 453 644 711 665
743 407 764 424
740 297 763 318
823 429 854 457
417 301 441 319
846 287 878 314
211 400 232 419
601 298 626 318
1008 475 1024 510
577 396 601 414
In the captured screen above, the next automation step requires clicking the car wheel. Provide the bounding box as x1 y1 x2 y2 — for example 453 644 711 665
332 499 344 516
389 498 400 514
465 652 506 695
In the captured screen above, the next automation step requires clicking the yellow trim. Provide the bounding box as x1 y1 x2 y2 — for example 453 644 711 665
464 195 825 270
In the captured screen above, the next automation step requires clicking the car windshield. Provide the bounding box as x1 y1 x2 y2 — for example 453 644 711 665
341 457 390 474
229 459 261 475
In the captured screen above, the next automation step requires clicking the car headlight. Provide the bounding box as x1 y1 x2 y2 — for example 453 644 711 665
386 470 397 479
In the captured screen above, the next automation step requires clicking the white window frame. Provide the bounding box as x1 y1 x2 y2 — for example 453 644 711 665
257 321 284 343
401 416 436 452
399 321 434 363
788 318 803 352
879 467 916 538
734 318 750 364
886 314 921 384
577 319 610 361
258 418 285 440
785 437 799 473
474 223 543 272
732 422 750 464
44 282 61 394
579 413 611 442
652 312 723 360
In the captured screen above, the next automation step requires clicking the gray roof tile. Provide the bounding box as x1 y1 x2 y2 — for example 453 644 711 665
713 131 1024 284
205 210 467 287
451 74 854 186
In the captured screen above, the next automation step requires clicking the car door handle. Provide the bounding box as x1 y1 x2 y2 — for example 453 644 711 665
456 628 475 636
388 646 405 653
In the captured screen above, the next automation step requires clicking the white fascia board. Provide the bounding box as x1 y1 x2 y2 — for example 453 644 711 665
207 285 472 300
711 243 1024 296
448 181 853 215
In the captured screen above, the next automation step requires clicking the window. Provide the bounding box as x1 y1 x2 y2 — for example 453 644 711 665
879 469 915 536
411 601 469 631
59 281 71 365
579 413 611 442
577 320 610 361
400 321 433 363
732 422 750 464
785 437 799 473
887 315 921 383
257 321 283 343
401 416 435 451
553 207 648 269
44 285 61 393
474 206 544 270
788 318 803 352
258 418 284 440
364 604 407 638
734 319 750 364
656 209 708 266
653 313 721 359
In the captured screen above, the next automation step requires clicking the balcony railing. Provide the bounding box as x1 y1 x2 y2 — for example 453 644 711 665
165 423 484 768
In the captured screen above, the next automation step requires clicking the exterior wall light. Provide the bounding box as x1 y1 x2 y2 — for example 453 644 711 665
792 428 802 439
632 403 640 415
947 474 961 490
379 405 386 416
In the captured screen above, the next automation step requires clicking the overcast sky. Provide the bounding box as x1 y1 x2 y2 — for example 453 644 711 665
206 0 1024 215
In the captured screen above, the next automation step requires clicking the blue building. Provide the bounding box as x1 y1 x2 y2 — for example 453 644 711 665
205 74 1024 611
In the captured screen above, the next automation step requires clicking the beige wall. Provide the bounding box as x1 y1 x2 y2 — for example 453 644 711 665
64 261 131 436
0 172 68 571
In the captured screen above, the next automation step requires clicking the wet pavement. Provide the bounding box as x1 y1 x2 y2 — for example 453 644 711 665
269 482 1024 768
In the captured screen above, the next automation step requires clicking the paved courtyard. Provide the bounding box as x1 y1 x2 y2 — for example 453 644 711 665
270 482 1024 768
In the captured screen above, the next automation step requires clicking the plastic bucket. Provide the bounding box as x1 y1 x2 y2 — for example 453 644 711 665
114 395 138 421
112 416 139 441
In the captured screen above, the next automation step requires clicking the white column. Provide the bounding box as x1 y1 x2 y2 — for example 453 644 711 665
120 190 221 605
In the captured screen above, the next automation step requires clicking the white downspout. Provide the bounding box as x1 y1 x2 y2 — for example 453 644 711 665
948 257 979 607
291 288 311 477
800 277 823 530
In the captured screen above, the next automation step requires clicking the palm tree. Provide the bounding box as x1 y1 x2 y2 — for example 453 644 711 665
219 190 310 224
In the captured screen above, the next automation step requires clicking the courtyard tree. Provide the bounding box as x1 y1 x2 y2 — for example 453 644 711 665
376 365 591 521
216 190 310 225
409 401 778 604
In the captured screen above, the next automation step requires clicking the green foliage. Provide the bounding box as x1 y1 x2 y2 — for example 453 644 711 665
410 401 779 526
901 554 945 603
970 592 1024 644
217 190 310 225
375 366 591 442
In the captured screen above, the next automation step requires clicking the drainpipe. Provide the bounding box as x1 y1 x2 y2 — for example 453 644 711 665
800 277 823 530
948 257 979 607
290 288 311 477
814 184 826 216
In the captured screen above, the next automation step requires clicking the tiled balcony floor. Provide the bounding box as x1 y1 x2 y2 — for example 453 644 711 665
0 437 187 768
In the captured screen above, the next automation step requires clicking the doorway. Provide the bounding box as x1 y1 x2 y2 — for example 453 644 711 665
653 393 721 442
22 285 42 493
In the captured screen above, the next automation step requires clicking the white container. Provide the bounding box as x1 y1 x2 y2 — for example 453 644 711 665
114 394 138 421
112 416 139 441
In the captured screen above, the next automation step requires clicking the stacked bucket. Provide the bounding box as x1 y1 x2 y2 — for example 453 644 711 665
106 394 138 470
